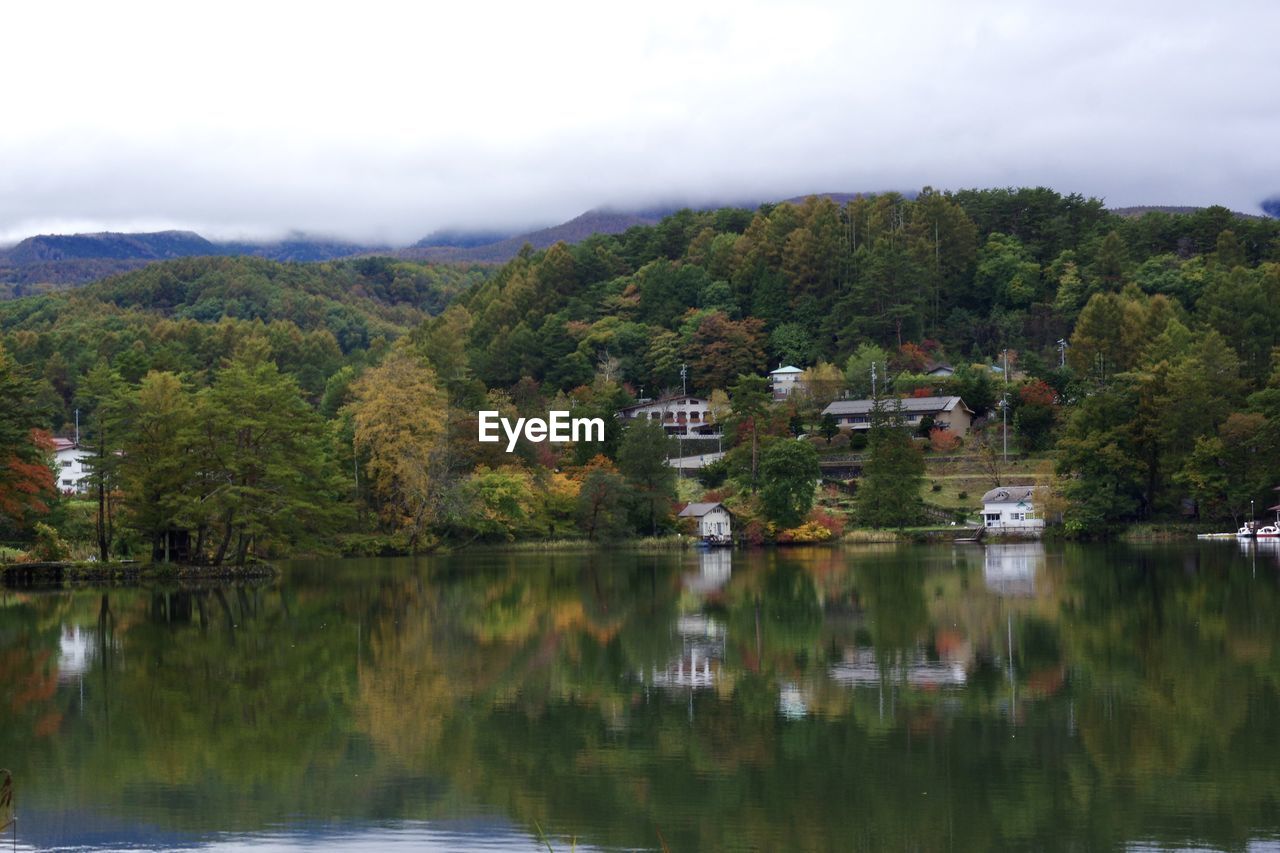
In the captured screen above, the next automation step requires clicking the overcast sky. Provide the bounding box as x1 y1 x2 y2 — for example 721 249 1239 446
1 0 1277 246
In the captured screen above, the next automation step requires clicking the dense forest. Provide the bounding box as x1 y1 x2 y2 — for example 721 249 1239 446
2 188 1280 561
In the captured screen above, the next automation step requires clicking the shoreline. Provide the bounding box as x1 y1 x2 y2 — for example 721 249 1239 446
1 560 277 587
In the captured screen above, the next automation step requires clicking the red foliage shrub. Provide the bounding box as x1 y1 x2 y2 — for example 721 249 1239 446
929 427 961 453
1019 379 1056 407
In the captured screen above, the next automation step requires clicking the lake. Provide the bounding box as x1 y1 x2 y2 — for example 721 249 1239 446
4 541 1280 851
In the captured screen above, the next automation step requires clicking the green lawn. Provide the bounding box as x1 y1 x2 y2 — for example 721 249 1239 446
920 453 1050 513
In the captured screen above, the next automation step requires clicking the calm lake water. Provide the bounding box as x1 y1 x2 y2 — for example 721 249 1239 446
4 542 1280 852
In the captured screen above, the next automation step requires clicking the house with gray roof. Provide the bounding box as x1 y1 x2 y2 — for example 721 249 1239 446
821 395 974 437
981 486 1044 533
678 502 732 545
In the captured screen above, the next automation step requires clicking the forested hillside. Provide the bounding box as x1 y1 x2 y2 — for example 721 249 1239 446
426 189 1278 392
0 256 488 409
415 188 1280 534
0 231 388 291
3 187 1280 563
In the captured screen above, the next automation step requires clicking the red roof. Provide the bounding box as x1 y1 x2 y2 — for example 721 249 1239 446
52 438 78 452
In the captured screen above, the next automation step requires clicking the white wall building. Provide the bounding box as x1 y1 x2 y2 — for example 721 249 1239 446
769 365 805 399
678 502 733 544
981 486 1044 532
617 396 717 435
52 438 90 494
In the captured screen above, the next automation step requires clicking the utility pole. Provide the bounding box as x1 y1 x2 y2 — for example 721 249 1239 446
1056 338 1067 369
680 364 687 397
871 361 877 399
1002 348 1009 463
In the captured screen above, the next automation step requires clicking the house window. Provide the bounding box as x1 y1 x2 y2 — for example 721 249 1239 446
984 512 1001 527
61 460 72 468
62 479 73 486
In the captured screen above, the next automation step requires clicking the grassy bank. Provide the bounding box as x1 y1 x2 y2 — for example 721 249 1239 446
1118 521 1225 542
476 535 695 553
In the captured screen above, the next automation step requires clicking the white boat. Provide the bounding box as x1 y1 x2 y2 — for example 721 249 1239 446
1237 524 1280 538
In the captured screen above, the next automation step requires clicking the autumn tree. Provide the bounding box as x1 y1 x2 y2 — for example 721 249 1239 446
346 348 449 550
0 345 54 531
686 312 767 391
575 459 629 541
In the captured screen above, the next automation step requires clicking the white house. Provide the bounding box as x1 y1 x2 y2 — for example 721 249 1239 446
981 486 1044 533
52 438 90 494
617 396 718 435
678 502 733 544
769 365 805 399
821 395 974 437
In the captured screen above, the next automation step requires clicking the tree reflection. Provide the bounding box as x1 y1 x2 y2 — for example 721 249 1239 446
1 543 1279 850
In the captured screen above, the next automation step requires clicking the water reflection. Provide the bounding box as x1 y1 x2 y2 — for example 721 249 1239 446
3 542 1280 851
983 541 1045 597
645 613 724 692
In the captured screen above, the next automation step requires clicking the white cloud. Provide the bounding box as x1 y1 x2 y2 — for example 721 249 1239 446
2 0 1277 244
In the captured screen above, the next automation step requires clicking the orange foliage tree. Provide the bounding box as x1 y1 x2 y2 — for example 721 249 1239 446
0 344 55 527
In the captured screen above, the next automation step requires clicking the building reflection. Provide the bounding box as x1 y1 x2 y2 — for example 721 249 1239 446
983 542 1045 597
58 625 93 683
829 647 968 688
643 550 733 693
644 613 725 691
682 548 732 595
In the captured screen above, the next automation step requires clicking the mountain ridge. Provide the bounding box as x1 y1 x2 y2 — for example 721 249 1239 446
3 196 1271 294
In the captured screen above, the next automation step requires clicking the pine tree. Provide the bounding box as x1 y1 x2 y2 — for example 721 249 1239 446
76 361 128 561
855 397 925 528
119 371 196 562
617 419 676 535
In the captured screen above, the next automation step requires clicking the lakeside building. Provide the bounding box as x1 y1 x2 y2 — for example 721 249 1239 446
820 395 974 437
980 486 1044 533
52 438 90 494
678 502 733 544
769 364 805 399
616 395 719 436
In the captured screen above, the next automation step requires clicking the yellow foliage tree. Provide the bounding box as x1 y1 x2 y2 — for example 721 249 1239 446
346 349 448 548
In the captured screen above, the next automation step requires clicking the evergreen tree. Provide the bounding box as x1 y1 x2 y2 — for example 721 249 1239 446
119 371 197 562
617 419 677 535
199 344 339 565
76 361 128 561
728 374 772 490
760 440 820 528
855 398 925 528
